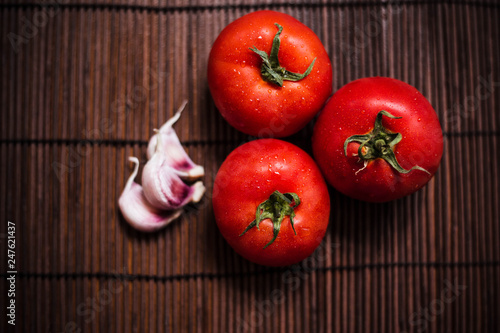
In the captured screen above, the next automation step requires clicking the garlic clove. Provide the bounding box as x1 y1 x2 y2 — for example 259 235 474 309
146 100 204 181
146 100 186 159
118 157 182 232
142 145 206 210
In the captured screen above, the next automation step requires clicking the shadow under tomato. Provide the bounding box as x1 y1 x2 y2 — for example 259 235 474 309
326 186 433 269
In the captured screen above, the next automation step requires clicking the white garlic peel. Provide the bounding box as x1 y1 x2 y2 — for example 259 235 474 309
118 157 183 232
118 102 205 232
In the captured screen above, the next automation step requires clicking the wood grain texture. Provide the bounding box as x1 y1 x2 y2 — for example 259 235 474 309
1 1 499 332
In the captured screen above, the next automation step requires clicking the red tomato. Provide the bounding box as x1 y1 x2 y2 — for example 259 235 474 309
212 139 330 266
208 10 332 138
312 77 443 202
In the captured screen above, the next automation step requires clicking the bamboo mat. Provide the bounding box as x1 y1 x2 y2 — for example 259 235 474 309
1 1 499 332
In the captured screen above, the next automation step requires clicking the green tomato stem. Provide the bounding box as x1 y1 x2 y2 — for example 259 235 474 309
249 23 316 87
239 190 300 249
344 110 431 175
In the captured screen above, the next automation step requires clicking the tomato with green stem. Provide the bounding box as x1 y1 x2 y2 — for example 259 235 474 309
312 77 443 202
212 139 330 267
208 10 332 138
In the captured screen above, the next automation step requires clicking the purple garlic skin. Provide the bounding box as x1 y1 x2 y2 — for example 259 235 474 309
147 100 204 180
142 139 205 210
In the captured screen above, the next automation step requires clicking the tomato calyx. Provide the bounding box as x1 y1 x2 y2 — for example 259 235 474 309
344 110 431 175
249 23 316 87
239 190 300 249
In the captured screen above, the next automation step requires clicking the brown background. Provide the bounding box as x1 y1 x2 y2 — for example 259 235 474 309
1 0 499 332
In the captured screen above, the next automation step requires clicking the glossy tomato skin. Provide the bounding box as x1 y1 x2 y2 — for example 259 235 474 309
213 139 330 266
208 10 332 138
312 77 443 202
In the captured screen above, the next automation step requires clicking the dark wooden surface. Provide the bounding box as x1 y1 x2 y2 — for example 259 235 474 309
1 1 499 332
